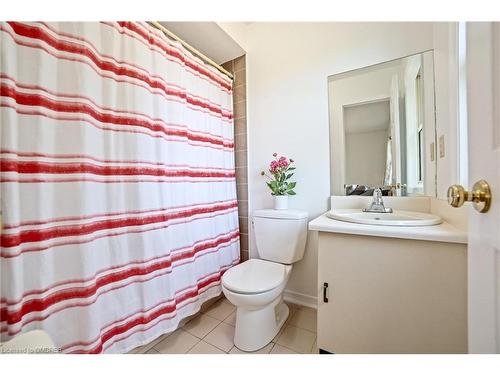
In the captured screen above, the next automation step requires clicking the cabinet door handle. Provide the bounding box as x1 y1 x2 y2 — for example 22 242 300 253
323 282 329 303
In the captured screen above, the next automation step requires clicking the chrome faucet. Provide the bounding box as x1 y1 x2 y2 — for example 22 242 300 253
362 188 393 213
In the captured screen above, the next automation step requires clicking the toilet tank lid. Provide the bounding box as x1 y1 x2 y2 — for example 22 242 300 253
253 209 308 220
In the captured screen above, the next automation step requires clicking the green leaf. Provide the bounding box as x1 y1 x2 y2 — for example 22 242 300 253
287 190 296 195
287 182 296 189
286 173 294 179
288 167 296 171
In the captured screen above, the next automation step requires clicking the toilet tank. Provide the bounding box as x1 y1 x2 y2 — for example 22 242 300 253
252 209 308 264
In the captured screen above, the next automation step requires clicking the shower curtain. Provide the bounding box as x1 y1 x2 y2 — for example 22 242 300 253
0 22 239 353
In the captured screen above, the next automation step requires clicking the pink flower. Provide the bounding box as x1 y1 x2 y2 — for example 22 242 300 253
278 156 289 167
270 160 279 173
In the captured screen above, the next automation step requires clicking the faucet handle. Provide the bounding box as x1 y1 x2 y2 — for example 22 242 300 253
373 188 383 203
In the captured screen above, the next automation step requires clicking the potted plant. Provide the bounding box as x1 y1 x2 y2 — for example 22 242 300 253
261 153 296 210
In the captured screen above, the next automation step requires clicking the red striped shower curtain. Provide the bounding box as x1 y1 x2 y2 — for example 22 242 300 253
0 22 239 353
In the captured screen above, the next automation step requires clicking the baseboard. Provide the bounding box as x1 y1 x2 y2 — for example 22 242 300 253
283 289 317 309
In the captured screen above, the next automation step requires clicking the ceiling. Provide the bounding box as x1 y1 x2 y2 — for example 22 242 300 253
344 100 391 134
159 22 245 65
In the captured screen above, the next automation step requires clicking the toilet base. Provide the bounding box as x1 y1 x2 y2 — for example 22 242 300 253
234 298 290 352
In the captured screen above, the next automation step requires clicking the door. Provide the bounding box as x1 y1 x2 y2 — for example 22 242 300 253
466 22 500 353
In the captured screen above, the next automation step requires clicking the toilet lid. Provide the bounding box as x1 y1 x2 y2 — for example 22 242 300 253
222 259 287 294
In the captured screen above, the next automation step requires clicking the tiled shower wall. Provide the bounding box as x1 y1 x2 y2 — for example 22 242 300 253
222 55 248 262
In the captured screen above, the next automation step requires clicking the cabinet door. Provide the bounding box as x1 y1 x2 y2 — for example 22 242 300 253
316 233 338 353
317 232 467 354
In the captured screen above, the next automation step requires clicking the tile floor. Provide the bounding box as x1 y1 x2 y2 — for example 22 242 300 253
129 297 318 354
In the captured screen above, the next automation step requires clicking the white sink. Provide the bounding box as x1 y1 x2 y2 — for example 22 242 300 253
326 208 442 227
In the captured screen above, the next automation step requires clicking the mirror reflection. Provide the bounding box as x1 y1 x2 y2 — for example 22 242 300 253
328 51 436 197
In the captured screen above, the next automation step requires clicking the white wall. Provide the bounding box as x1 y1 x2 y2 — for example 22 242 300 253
433 23 460 200
159 22 245 64
422 51 438 197
430 24 469 241
218 22 249 52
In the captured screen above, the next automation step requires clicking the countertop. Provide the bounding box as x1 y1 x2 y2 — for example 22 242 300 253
308 213 467 244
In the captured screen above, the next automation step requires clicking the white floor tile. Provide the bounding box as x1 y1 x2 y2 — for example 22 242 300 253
276 325 316 354
203 322 235 352
272 322 287 343
288 307 317 332
127 332 171 354
179 312 201 326
183 314 220 339
270 344 298 354
310 339 319 354
127 347 144 354
203 299 236 321
229 342 274 354
130 302 318 356
286 303 300 317
153 330 200 354
187 340 226 354
223 311 237 326
200 296 223 313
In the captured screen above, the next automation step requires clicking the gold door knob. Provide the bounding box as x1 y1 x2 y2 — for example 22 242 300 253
447 179 492 213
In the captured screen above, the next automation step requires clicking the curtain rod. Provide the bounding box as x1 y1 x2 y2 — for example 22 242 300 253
147 21 234 81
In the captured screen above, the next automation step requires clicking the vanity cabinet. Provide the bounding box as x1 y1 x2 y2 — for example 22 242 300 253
317 231 467 354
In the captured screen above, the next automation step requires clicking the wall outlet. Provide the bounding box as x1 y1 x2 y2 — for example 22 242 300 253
439 135 445 158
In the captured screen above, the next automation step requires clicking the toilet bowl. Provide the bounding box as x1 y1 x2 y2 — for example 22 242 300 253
222 259 292 351
221 209 308 352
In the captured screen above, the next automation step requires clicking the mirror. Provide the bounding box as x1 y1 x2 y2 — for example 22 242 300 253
328 51 436 197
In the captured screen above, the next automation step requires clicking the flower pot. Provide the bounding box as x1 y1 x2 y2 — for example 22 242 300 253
273 195 288 210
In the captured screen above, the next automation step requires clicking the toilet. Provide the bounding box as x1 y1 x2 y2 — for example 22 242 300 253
221 209 308 351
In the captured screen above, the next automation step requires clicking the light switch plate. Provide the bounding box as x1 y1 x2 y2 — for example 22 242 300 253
439 135 445 158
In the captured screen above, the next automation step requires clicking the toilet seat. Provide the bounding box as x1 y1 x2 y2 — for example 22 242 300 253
222 259 287 294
